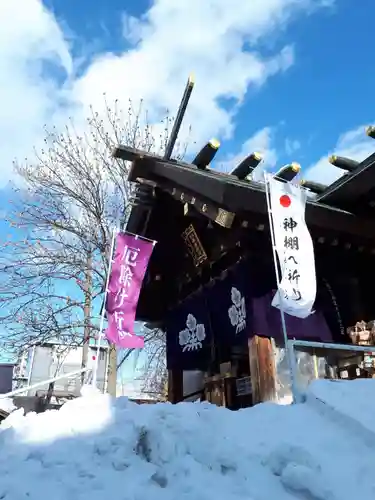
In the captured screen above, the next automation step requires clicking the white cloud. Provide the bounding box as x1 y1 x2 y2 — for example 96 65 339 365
1 0 333 187
306 125 375 185
220 127 278 180
285 138 301 156
0 1 72 186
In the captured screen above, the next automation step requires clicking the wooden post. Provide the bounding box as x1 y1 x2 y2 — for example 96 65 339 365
168 369 183 403
249 335 276 404
106 344 118 396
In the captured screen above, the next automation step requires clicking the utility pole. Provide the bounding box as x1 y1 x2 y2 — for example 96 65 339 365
81 249 93 387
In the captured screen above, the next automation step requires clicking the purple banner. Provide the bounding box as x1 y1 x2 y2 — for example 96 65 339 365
105 232 155 348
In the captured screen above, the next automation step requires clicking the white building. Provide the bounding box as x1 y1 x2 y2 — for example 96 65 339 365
13 341 109 397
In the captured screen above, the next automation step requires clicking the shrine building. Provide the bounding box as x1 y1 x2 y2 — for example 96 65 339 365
113 79 375 407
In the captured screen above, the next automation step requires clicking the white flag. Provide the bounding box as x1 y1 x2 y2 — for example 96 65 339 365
267 175 316 319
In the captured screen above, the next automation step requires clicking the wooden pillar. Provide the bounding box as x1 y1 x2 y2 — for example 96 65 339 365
248 335 276 404
167 369 183 403
107 344 118 396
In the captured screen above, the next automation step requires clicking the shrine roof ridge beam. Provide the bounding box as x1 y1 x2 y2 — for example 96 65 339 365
128 156 375 240
316 151 375 207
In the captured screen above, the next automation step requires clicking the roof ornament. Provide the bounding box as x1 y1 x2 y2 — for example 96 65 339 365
299 180 327 195
329 155 359 172
273 162 301 183
192 138 220 170
366 126 375 139
163 74 195 160
230 152 262 180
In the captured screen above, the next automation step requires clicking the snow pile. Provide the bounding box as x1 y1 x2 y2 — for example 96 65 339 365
309 378 375 434
0 397 16 414
1 381 375 500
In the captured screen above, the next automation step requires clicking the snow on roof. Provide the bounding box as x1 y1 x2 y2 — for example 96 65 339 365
0 380 375 499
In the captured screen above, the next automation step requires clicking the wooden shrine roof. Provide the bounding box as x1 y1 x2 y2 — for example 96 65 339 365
114 144 375 240
317 151 375 213
112 124 375 323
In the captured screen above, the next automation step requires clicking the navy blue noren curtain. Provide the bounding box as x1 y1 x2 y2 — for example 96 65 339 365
166 292 212 370
207 259 252 350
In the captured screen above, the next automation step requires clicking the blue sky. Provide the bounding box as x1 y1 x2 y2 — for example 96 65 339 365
1 0 375 385
1 0 375 185
29 0 375 174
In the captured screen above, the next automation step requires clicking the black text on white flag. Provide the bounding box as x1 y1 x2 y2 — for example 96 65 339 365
268 176 316 319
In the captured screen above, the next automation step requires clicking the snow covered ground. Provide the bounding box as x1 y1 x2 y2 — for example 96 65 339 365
309 378 375 435
1 380 375 500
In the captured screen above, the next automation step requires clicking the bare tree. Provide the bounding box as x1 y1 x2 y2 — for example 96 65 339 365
138 328 168 401
0 98 189 395
116 329 167 401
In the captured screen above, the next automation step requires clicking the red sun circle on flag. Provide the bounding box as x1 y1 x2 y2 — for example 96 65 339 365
92 356 96 361
279 195 291 208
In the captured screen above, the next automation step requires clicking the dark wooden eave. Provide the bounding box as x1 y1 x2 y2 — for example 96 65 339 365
317 151 375 211
113 147 375 242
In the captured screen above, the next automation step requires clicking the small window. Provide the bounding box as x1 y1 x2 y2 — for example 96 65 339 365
99 350 105 361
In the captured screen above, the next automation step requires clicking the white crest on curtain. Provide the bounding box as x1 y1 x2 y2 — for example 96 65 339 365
228 287 246 333
179 314 206 352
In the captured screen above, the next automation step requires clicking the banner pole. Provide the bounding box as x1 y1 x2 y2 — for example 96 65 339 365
264 172 298 403
92 228 118 389
123 230 157 244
